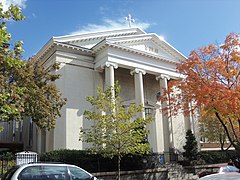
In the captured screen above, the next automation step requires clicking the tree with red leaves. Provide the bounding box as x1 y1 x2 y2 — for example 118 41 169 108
161 33 240 154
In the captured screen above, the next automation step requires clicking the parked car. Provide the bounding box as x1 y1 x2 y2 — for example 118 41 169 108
2 162 98 180
199 173 240 180
198 165 240 178
218 165 240 174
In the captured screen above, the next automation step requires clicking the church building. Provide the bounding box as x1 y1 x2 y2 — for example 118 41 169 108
0 28 198 162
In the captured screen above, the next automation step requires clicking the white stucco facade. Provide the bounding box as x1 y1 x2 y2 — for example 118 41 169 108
0 28 198 161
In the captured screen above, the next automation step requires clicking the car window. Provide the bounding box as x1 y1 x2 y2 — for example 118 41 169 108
18 166 42 180
211 167 220 173
68 166 92 180
42 165 70 180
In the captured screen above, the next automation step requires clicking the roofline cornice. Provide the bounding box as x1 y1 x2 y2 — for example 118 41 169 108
106 34 153 43
31 38 55 63
32 40 93 62
55 41 93 53
52 28 146 43
151 33 187 60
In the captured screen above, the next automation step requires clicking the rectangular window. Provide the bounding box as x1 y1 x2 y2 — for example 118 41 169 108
42 166 69 180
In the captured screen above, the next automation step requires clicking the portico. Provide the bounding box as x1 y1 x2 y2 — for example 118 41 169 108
99 60 184 161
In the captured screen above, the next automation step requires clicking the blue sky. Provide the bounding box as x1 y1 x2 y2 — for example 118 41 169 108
3 0 240 59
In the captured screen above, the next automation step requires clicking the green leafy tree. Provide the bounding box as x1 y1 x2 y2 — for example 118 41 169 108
0 3 66 131
80 83 152 180
0 3 26 124
183 130 198 162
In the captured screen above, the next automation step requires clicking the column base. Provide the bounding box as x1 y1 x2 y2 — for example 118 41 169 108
164 152 170 163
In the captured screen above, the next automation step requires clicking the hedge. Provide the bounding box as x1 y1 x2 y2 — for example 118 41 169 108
40 149 239 172
40 149 162 173
198 150 237 164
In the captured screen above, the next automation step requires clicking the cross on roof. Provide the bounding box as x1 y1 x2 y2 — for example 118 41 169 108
125 14 135 28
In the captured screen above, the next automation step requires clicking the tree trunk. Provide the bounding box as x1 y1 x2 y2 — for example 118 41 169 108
215 112 235 147
117 155 121 180
215 112 240 155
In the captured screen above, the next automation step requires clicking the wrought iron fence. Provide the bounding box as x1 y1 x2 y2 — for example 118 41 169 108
15 151 38 165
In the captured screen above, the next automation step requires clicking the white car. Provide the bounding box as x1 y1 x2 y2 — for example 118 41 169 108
218 165 240 174
2 163 98 180
199 165 240 179
199 173 240 180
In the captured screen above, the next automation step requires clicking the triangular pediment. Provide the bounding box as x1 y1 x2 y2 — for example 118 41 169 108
111 38 175 60
104 33 186 62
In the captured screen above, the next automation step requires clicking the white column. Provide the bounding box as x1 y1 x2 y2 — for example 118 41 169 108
41 130 46 153
36 128 46 153
104 62 118 102
36 127 42 153
184 112 192 131
102 62 118 88
156 74 171 163
130 68 146 119
45 130 54 152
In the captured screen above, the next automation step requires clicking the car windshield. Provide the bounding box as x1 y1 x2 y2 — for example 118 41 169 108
222 166 240 172
42 165 69 180
2 166 20 180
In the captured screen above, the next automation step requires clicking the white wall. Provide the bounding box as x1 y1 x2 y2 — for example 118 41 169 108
53 53 104 150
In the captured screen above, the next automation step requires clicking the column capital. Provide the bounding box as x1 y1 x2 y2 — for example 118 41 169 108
130 68 146 75
156 74 170 81
101 62 118 69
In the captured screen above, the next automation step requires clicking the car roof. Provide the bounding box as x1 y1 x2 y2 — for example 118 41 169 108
200 173 240 179
16 162 85 170
19 162 76 166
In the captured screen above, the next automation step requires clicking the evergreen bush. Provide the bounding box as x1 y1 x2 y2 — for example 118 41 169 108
183 130 198 162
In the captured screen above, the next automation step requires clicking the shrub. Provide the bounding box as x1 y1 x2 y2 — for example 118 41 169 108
183 130 198 162
198 150 237 164
0 152 15 177
40 149 162 172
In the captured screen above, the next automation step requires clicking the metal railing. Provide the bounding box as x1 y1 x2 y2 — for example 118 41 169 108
16 151 38 165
